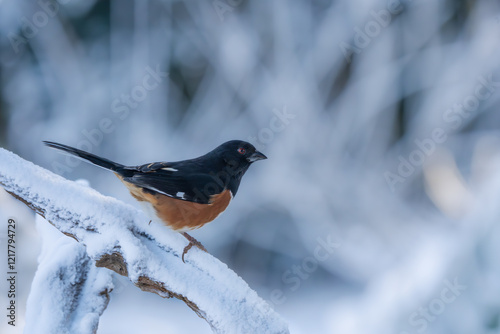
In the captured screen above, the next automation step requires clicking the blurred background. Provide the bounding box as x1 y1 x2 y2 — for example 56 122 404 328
1 0 500 333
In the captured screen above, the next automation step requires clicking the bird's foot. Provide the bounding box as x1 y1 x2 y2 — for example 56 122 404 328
181 232 207 263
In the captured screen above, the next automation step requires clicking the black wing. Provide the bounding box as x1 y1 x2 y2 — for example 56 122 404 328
121 161 225 204
135 161 178 173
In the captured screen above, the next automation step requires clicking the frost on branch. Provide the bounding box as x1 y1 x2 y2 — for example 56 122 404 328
0 148 289 334
24 215 113 334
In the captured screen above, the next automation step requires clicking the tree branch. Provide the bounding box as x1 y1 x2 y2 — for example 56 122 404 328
0 148 289 334
24 215 113 334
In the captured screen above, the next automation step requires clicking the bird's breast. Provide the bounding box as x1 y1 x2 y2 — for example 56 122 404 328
121 177 232 231
151 189 232 231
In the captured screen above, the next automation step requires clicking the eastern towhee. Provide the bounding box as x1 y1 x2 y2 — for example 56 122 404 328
43 140 267 262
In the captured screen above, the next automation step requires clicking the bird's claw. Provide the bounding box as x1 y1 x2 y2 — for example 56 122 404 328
181 232 207 262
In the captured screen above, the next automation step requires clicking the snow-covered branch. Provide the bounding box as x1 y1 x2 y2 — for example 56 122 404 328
25 214 113 334
0 147 289 334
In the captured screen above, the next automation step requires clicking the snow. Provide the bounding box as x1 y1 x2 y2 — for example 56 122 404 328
0 148 289 334
24 214 113 334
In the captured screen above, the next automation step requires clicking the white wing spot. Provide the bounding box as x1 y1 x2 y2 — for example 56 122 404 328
176 191 185 199
161 167 178 172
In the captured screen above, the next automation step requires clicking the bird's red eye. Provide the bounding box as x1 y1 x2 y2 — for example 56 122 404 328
238 147 246 154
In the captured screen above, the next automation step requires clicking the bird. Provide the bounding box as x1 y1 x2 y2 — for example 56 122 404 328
43 140 267 262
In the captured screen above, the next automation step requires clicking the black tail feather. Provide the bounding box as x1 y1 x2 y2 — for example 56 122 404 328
43 141 124 172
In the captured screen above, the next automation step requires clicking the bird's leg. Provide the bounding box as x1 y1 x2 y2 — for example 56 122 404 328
181 232 207 262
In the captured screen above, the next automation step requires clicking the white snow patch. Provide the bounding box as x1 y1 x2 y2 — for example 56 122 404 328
24 215 113 334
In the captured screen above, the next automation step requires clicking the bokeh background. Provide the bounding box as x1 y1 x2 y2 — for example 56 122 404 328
1 0 500 333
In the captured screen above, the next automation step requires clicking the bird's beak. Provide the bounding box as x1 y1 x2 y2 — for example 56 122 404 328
247 151 267 162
